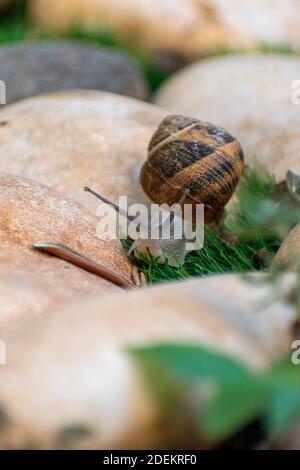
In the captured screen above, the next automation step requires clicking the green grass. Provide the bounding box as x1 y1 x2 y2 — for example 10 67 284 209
124 229 270 284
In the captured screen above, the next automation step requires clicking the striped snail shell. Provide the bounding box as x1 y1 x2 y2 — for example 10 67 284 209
140 115 244 223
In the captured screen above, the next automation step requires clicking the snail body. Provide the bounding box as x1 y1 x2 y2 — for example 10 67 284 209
140 115 244 224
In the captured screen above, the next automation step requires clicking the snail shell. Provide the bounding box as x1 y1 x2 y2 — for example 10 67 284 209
140 115 244 223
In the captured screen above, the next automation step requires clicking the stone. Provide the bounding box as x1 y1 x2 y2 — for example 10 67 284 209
29 0 300 57
0 42 148 104
0 273 296 449
155 54 300 181
0 91 166 213
272 224 300 270
0 173 134 334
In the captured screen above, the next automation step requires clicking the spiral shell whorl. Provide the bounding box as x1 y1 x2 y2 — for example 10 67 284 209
140 115 244 223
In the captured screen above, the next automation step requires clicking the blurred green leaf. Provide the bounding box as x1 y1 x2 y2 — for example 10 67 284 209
226 166 300 243
267 358 300 388
265 389 300 437
201 382 268 440
130 344 253 384
131 343 300 443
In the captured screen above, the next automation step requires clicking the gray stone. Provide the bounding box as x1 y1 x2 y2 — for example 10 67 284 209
0 41 148 103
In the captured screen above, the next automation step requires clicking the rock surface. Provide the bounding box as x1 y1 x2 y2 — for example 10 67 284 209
155 54 300 181
29 0 300 56
0 173 134 334
0 91 166 213
0 42 148 104
273 224 300 270
0 273 296 449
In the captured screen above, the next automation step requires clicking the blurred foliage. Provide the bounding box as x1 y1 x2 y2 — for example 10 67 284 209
130 343 300 444
198 43 295 61
226 166 300 242
0 0 27 43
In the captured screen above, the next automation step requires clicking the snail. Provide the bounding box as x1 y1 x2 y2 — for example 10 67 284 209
141 114 244 224
33 114 244 284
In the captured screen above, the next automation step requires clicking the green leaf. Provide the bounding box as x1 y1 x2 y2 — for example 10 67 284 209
265 389 300 437
130 346 300 442
267 358 300 388
264 359 300 437
129 343 253 384
201 381 268 440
